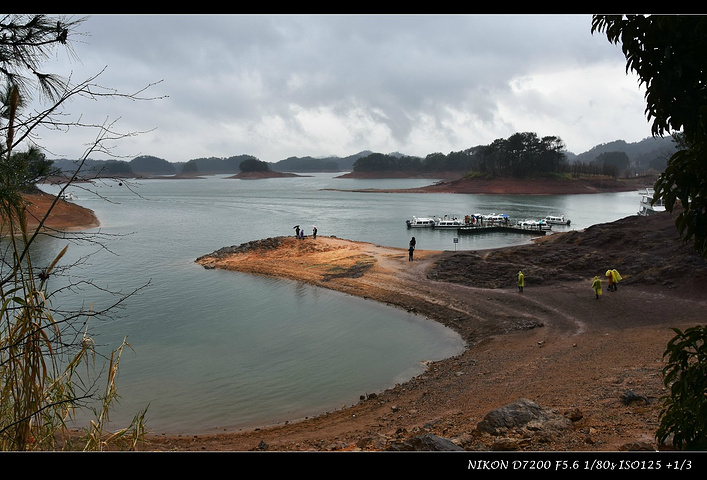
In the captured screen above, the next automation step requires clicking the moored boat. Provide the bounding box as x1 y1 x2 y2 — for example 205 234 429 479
544 214 570 226
518 219 552 231
520 219 552 230
637 188 666 216
434 215 465 229
406 216 436 228
482 213 510 225
60 191 78 201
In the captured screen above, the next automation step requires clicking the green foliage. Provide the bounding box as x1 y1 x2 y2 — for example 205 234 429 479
352 132 567 176
657 326 707 450
353 152 423 172
181 160 198 173
101 159 134 176
592 15 707 257
130 155 175 175
596 151 630 172
239 157 270 172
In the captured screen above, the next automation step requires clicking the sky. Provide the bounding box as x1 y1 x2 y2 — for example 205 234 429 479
32 14 653 163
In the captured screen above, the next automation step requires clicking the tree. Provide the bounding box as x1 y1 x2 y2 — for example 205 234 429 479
474 132 567 177
1 14 158 450
657 326 707 449
239 157 269 172
592 15 707 257
1 146 55 193
592 15 707 450
596 151 630 178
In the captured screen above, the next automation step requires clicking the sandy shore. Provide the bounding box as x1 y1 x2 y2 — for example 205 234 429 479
135 212 707 452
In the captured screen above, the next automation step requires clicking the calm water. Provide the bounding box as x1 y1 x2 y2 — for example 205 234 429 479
36 174 640 434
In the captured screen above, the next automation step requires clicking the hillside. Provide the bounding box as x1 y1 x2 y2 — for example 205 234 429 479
47 136 674 177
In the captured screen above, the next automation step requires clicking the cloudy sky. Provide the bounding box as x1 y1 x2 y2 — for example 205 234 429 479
35 14 652 163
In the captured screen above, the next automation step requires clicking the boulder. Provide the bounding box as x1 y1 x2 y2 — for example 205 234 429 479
477 398 572 435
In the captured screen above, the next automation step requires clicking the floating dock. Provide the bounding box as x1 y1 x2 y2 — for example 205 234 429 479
457 225 547 236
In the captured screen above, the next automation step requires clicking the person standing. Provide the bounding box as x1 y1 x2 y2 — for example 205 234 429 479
408 245 414 261
517 271 525 292
611 269 621 291
294 225 300 237
592 275 603 299
312 226 317 239
606 269 615 291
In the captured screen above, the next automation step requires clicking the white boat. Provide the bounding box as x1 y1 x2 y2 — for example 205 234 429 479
638 188 666 216
60 192 78 201
518 219 552 231
434 215 465 229
544 214 571 226
482 213 509 225
406 216 436 228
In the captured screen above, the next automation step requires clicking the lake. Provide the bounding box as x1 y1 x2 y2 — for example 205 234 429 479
37 173 641 434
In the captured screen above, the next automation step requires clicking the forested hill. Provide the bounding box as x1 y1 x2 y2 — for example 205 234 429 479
48 136 674 177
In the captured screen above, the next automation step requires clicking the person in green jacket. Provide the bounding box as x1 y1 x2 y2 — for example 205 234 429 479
517 271 525 292
592 275 603 299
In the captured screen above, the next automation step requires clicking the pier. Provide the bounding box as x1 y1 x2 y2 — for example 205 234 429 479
457 225 547 236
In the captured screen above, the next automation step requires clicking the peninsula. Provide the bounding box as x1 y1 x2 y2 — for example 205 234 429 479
163 210 707 452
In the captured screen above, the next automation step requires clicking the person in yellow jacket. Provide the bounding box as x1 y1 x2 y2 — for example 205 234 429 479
606 269 622 291
611 269 621 291
517 271 524 292
592 275 602 299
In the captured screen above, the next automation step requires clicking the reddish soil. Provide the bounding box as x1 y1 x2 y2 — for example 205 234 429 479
337 172 651 195
18 191 99 231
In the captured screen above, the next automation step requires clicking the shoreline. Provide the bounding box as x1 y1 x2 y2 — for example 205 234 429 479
330 174 653 195
22 182 707 452
148 213 707 452
21 191 99 231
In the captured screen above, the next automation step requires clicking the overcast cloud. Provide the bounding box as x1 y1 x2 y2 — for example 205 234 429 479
36 14 652 163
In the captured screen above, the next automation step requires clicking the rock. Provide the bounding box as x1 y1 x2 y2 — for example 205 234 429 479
386 433 464 451
620 389 649 405
564 408 584 422
252 440 268 451
477 398 572 435
491 437 532 451
619 441 656 451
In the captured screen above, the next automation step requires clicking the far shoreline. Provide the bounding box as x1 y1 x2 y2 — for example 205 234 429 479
329 172 656 195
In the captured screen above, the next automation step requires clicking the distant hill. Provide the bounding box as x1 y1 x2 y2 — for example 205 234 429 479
271 151 377 172
130 155 176 175
271 156 340 172
569 136 676 172
47 137 677 178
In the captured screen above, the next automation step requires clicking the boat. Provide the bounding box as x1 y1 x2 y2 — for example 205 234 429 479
434 215 465 229
482 213 510 225
638 188 666 216
544 214 570 226
406 216 436 228
60 192 78 201
517 219 552 231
